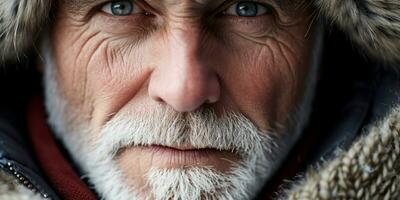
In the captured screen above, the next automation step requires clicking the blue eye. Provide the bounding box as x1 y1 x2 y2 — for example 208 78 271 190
225 1 270 17
102 1 144 16
111 1 133 16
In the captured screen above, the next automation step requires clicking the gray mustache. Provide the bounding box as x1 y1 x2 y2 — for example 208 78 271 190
97 107 274 159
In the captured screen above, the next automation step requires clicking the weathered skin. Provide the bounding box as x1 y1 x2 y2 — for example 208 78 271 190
50 0 314 196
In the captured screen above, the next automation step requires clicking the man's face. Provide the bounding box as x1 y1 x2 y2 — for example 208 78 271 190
44 0 317 199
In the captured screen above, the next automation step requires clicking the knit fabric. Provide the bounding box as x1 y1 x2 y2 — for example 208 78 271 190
283 106 400 200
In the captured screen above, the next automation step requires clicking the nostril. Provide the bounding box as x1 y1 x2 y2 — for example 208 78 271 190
153 96 164 103
205 77 221 105
206 96 219 104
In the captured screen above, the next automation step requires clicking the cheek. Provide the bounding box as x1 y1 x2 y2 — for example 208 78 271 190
51 20 154 128
51 21 96 119
88 42 154 129
219 30 311 130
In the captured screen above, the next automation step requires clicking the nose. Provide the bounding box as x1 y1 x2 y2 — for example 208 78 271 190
148 28 220 112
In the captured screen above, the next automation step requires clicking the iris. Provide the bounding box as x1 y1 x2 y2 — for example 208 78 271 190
236 2 259 17
110 1 133 16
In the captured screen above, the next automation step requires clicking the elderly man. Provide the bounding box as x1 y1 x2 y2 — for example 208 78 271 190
0 0 398 199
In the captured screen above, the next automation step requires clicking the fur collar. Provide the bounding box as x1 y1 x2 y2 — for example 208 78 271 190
0 0 399 65
0 171 45 200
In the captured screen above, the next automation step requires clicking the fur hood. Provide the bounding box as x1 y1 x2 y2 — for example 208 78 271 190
0 1 399 200
0 0 399 65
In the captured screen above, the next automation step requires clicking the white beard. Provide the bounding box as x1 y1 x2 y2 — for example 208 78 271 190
41 25 323 200
93 107 281 200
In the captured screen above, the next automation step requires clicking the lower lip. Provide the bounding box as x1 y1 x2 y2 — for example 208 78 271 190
118 145 239 171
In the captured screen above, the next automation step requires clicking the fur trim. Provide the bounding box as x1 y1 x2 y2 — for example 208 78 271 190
0 0 51 63
0 171 45 200
316 0 400 65
283 106 400 199
0 0 398 64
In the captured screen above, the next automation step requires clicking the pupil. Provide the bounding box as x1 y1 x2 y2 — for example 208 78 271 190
236 2 258 17
117 5 125 10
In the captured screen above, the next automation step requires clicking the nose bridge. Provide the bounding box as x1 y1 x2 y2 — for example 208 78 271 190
170 21 203 54
166 20 205 77
168 27 206 96
148 23 220 112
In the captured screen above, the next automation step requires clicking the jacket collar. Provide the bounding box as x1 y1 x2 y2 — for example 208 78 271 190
0 100 59 199
25 96 97 200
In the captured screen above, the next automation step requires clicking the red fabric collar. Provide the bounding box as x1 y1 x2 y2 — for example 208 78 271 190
26 96 97 200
